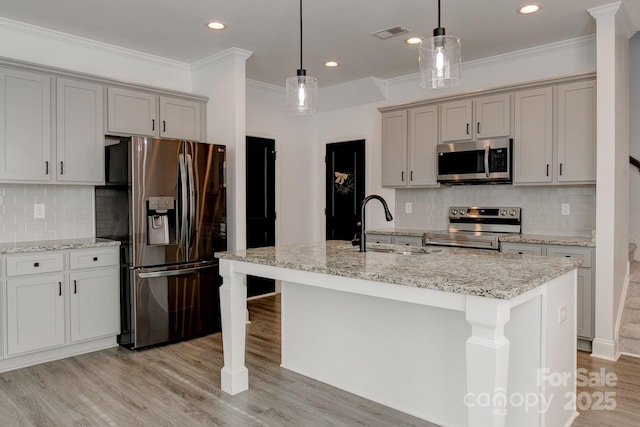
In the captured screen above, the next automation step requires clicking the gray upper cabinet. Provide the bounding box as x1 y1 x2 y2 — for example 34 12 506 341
107 87 203 141
440 94 511 143
557 80 596 183
0 67 52 182
56 78 104 184
381 110 407 187
514 87 553 184
381 105 438 188
513 79 595 185
107 87 157 137
159 96 202 141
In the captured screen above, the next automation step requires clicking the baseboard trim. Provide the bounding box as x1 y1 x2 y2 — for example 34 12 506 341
590 338 619 361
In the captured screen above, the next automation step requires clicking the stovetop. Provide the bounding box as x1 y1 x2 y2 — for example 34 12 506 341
423 206 522 250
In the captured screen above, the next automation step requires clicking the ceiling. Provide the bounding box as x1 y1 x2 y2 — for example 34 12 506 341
0 0 639 88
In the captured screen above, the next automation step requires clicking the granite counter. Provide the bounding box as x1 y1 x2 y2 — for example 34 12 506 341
0 238 120 254
214 240 579 427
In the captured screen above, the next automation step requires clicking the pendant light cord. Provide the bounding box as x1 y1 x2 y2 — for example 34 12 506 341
299 0 303 70
438 0 441 29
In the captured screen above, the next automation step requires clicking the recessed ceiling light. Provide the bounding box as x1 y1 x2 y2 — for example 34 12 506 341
405 37 423 45
324 61 339 68
517 4 542 15
206 21 226 30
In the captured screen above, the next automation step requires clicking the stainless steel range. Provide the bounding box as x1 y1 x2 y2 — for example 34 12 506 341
424 206 521 250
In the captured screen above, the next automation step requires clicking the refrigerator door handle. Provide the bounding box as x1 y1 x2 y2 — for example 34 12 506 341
186 152 196 249
137 264 214 278
178 153 188 249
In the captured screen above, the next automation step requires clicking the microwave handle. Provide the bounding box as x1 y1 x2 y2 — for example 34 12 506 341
484 144 490 177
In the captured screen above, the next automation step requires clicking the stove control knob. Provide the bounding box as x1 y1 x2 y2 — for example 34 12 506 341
500 210 508 216
451 209 458 215
509 209 517 216
459 209 467 215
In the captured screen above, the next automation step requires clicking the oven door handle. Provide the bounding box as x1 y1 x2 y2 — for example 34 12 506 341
484 144 490 177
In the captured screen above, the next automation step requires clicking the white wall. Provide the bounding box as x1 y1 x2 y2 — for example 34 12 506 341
191 49 251 251
246 82 320 245
0 18 191 92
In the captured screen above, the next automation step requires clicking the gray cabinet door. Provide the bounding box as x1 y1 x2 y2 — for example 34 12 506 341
513 87 553 184
107 87 157 136
381 110 408 187
557 80 596 183
159 96 201 141
56 78 104 184
0 68 51 182
409 105 438 187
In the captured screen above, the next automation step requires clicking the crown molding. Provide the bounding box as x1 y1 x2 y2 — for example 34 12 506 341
247 79 285 95
0 17 189 71
190 48 253 71
384 35 596 88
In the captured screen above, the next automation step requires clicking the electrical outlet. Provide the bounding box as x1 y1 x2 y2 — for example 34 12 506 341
561 203 570 216
558 304 567 323
405 202 412 214
34 203 45 219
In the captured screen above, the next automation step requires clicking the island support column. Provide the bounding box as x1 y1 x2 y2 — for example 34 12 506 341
465 296 511 427
219 259 249 395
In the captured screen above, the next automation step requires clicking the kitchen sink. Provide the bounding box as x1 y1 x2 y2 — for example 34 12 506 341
338 243 440 255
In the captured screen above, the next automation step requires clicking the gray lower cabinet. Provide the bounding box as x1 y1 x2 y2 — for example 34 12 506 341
1 246 119 369
366 233 423 246
501 242 594 343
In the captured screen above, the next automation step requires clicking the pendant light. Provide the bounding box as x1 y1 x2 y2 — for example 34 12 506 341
286 0 318 115
419 0 461 89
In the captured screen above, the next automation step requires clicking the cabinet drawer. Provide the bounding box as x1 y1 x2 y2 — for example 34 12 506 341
394 235 423 246
6 253 64 277
366 234 393 244
546 246 592 268
500 243 543 256
70 248 119 270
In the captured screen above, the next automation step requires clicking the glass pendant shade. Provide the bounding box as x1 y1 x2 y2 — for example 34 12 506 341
419 34 461 89
286 70 318 115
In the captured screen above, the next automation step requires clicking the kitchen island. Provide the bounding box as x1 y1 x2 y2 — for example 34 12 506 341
215 241 581 427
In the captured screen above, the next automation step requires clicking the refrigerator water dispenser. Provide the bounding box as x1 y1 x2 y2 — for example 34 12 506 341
147 197 176 245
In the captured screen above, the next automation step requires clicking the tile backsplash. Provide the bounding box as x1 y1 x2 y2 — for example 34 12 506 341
395 185 595 237
0 184 94 243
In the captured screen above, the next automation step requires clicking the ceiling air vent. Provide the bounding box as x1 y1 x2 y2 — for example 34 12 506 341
371 26 410 40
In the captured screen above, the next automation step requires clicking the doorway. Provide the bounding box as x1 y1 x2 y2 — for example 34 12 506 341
326 140 365 240
246 136 276 297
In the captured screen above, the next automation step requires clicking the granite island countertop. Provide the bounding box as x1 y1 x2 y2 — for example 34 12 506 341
0 238 120 254
215 240 580 300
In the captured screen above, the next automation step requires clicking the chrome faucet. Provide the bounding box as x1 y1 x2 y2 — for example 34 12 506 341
358 195 393 252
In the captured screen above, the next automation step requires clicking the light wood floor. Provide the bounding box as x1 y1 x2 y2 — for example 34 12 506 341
1 294 639 426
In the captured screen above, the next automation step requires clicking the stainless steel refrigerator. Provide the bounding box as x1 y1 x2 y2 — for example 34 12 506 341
96 136 226 348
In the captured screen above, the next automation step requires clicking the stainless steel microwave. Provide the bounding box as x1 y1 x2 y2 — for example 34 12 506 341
436 138 512 184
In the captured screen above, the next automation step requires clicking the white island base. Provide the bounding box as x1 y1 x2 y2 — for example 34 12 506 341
218 258 578 427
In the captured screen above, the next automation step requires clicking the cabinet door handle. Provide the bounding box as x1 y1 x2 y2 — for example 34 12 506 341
477 122 480 134
152 119 155 131
466 123 470 135
410 171 414 181
518 251 524 255
93 256 98 261
559 163 563 175
45 161 49 175
73 280 77 294
60 161 64 175
401 171 405 182
34 262 40 267
546 164 550 177
162 120 166 132
58 282 62 296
